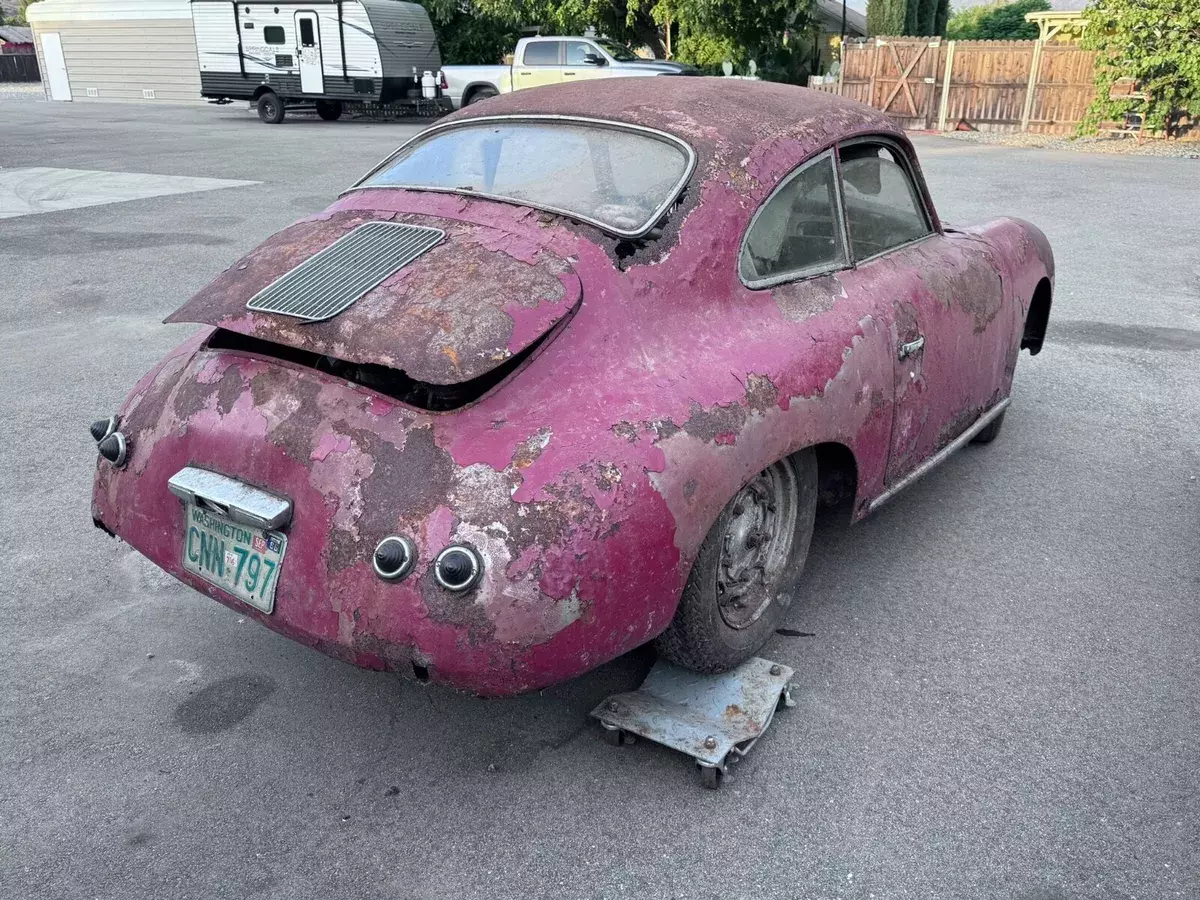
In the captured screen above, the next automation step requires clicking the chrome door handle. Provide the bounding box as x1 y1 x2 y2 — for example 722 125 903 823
899 336 925 360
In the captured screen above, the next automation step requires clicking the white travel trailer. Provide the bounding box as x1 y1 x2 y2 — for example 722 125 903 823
190 0 449 123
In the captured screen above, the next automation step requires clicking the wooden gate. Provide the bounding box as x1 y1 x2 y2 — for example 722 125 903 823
838 37 1097 134
840 37 947 130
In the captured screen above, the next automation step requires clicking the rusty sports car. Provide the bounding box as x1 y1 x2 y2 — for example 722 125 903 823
90 79 1053 696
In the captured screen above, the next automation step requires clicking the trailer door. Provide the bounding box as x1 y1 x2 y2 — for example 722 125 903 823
295 11 323 94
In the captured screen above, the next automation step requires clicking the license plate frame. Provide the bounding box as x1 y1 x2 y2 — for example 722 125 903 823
181 501 287 614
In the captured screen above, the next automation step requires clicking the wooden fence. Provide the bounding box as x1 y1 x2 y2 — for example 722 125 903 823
831 37 1096 134
0 54 41 83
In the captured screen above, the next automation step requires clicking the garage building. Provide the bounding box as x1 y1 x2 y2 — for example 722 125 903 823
26 0 201 103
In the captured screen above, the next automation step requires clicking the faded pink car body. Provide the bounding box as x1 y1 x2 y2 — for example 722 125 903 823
91 80 1053 695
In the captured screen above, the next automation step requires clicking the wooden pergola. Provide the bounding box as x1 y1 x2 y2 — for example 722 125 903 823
1024 10 1089 43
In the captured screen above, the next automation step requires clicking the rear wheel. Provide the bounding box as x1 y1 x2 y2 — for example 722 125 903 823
256 91 285 124
465 87 498 106
316 99 343 121
655 450 818 673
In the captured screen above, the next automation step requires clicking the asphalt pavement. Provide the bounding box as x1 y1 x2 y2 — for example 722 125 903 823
1 100 1197 900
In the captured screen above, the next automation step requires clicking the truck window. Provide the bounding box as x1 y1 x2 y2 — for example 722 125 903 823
593 38 639 62
522 41 561 66
565 42 601 66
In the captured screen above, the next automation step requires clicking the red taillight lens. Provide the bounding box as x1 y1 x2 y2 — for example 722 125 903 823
440 72 448 90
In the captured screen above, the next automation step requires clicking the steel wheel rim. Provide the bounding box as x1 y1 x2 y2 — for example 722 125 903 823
716 459 798 630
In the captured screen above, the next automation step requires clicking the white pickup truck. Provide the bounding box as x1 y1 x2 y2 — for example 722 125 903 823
442 35 698 109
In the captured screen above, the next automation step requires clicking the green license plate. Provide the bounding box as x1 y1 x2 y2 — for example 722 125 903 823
182 501 287 613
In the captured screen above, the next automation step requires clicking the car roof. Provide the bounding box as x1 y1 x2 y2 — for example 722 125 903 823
449 77 903 174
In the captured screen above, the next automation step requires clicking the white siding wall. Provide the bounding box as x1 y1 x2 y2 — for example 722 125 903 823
28 0 201 103
193 3 381 82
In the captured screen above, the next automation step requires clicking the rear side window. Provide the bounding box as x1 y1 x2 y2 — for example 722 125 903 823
522 41 561 66
263 25 285 44
838 143 931 262
740 152 847 287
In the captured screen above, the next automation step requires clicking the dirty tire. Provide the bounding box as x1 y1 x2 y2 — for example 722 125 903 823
316 99 343 121
256 92 286 124
656 450 818 673
465 87 498 106
971 410 1005 444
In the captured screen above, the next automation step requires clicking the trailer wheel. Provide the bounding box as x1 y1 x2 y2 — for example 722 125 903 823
316 100 343 121
465 87 498 106
256 92 286 124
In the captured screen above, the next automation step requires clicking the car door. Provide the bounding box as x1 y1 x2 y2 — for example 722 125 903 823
513 40 563 90
836 138 1010 486
562 41 608 83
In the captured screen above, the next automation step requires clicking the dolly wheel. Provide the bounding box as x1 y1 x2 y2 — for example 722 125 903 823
602 727 635 747
699 763 724 790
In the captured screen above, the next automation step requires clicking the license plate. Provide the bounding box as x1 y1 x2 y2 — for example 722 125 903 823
181 501 287 613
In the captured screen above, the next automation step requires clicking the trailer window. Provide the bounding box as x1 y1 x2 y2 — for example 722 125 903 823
263 25 285 44
357 119 695 238
298 18 315 47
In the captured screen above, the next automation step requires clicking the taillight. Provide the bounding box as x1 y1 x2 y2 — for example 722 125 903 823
439 71 448 90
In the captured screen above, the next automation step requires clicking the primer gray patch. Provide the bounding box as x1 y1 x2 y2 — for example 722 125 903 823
0 167 258 219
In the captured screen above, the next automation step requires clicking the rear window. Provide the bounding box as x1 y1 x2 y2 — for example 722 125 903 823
522 41 560 66
358 118 695 238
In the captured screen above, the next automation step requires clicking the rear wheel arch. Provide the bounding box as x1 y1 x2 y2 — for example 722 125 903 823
463 84 499 106
1022 277 1052 355
654 440 858 671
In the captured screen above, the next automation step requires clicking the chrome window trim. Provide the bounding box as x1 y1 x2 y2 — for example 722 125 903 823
344 114 698 240
738 150 851 291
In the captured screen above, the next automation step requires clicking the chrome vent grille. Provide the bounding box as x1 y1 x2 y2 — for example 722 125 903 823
246 222 445 322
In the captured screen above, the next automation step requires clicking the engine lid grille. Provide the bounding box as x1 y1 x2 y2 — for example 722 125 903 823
246 221 445 323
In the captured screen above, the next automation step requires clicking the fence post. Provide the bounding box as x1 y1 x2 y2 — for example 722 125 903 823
837 42 845 96
1021 39 1045 132
868 39 883 108
936 40 956 132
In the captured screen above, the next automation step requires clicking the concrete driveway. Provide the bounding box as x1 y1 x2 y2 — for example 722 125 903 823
1 101 1196 900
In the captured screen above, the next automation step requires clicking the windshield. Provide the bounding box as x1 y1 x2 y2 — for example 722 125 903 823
359 119 694 237
594 38 639 62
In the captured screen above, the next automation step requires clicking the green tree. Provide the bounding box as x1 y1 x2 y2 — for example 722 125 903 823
416 0 522 65
867 0 949 36
946 0 1049 40
10 0 40 25
1079 0 1200 135
469 0 815 80
867 0 906 35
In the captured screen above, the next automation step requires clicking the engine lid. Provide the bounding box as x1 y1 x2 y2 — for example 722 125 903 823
167 210 581 386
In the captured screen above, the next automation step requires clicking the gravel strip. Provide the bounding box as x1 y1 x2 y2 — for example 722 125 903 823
938 128 1200 158
0 83 45 102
